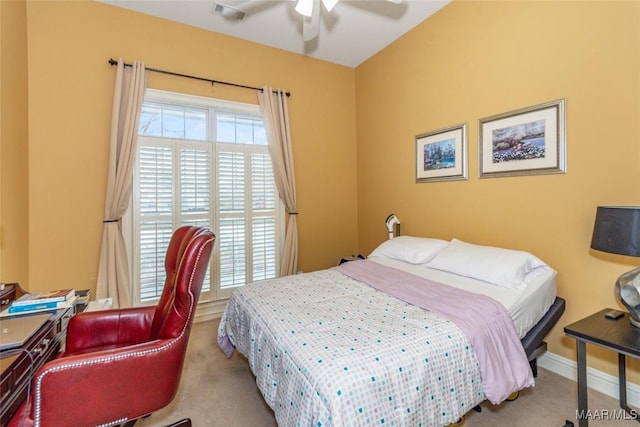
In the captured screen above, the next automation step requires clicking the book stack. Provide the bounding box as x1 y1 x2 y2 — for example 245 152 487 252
7 289 76 314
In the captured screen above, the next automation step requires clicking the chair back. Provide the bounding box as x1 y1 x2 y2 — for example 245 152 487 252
150 226 215 340
7 226 216 427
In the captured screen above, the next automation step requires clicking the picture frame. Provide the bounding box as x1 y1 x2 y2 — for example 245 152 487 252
478 99 566 178
416 123 468 183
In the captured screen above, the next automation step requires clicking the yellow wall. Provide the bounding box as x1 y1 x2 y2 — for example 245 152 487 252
7 0 358 291
0 0 29 285
3 0 640 386
355 0 640 380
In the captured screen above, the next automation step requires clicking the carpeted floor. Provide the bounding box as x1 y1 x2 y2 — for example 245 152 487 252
137 319 638 427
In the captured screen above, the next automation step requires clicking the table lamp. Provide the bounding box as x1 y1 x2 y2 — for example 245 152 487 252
590 206 640 327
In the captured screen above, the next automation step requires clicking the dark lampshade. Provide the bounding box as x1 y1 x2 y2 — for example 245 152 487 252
591 206 640 328
591 206 640 257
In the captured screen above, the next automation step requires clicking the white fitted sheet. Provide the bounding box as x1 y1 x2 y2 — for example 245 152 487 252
367 257 557 339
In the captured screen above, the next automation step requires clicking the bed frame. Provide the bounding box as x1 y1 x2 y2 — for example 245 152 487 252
522 296 566 377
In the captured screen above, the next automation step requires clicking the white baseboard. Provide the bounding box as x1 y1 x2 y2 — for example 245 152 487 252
194 299 227 323
539 351 640 407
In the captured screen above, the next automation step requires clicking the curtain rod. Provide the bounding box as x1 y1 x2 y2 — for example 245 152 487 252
108 58 290 97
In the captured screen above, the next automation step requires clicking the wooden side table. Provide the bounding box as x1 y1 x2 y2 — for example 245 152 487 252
564 309 640 427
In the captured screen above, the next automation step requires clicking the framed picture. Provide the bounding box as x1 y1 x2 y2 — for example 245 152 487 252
416 123 467 182
478 99 566 178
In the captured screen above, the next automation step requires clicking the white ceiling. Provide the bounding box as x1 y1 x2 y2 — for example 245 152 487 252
98 0 451 68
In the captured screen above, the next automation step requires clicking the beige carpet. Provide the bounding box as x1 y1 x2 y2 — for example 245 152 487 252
137 319 638 427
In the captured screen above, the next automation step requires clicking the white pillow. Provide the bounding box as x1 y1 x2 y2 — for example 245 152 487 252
369 236 449 265
424 239 547 289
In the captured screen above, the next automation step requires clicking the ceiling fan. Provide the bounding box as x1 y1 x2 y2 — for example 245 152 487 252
213 0 402 42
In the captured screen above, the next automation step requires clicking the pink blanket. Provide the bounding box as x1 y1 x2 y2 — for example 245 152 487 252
336 260 534 404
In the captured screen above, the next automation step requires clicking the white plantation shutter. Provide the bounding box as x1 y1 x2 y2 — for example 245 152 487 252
180 148 210 216
218 151 245 211
252 153 276 211
137 144 173 302
252 152 277 281
139 221 173 301
130 89 281 305
179 145 212 295
218 218 246 289
139 145 173 216
217 146 278 294
253 217 276 281
218 150 246 289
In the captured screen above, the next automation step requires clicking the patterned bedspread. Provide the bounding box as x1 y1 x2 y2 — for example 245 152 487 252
218 268 489 427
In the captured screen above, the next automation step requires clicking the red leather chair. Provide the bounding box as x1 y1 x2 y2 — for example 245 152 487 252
9 226 215 427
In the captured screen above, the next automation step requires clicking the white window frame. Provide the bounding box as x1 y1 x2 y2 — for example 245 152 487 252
123 88 284 307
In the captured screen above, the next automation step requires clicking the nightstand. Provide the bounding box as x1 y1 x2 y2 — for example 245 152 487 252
564 309 640 426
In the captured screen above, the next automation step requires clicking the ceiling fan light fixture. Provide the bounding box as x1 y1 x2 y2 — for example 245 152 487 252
212 2 246 20
295 0 314 17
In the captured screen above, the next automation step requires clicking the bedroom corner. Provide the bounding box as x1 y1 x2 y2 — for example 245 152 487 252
355 0 640 395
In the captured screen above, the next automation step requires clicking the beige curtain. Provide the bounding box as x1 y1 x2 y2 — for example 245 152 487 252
258 87 298 276
96 58 147 307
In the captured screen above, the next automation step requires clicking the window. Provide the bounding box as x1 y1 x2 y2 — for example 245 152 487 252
128 89 281 305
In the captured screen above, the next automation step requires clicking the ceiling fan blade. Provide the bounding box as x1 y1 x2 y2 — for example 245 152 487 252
321 0 338 12
216 0 251 7
302 0 320 41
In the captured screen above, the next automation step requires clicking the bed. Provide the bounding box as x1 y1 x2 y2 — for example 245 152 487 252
218 237 565 427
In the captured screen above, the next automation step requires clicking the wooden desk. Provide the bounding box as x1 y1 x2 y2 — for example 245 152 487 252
0 285 75 426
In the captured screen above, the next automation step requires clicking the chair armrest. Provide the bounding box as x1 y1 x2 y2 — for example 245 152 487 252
64 306 155 355
30 337 188 427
